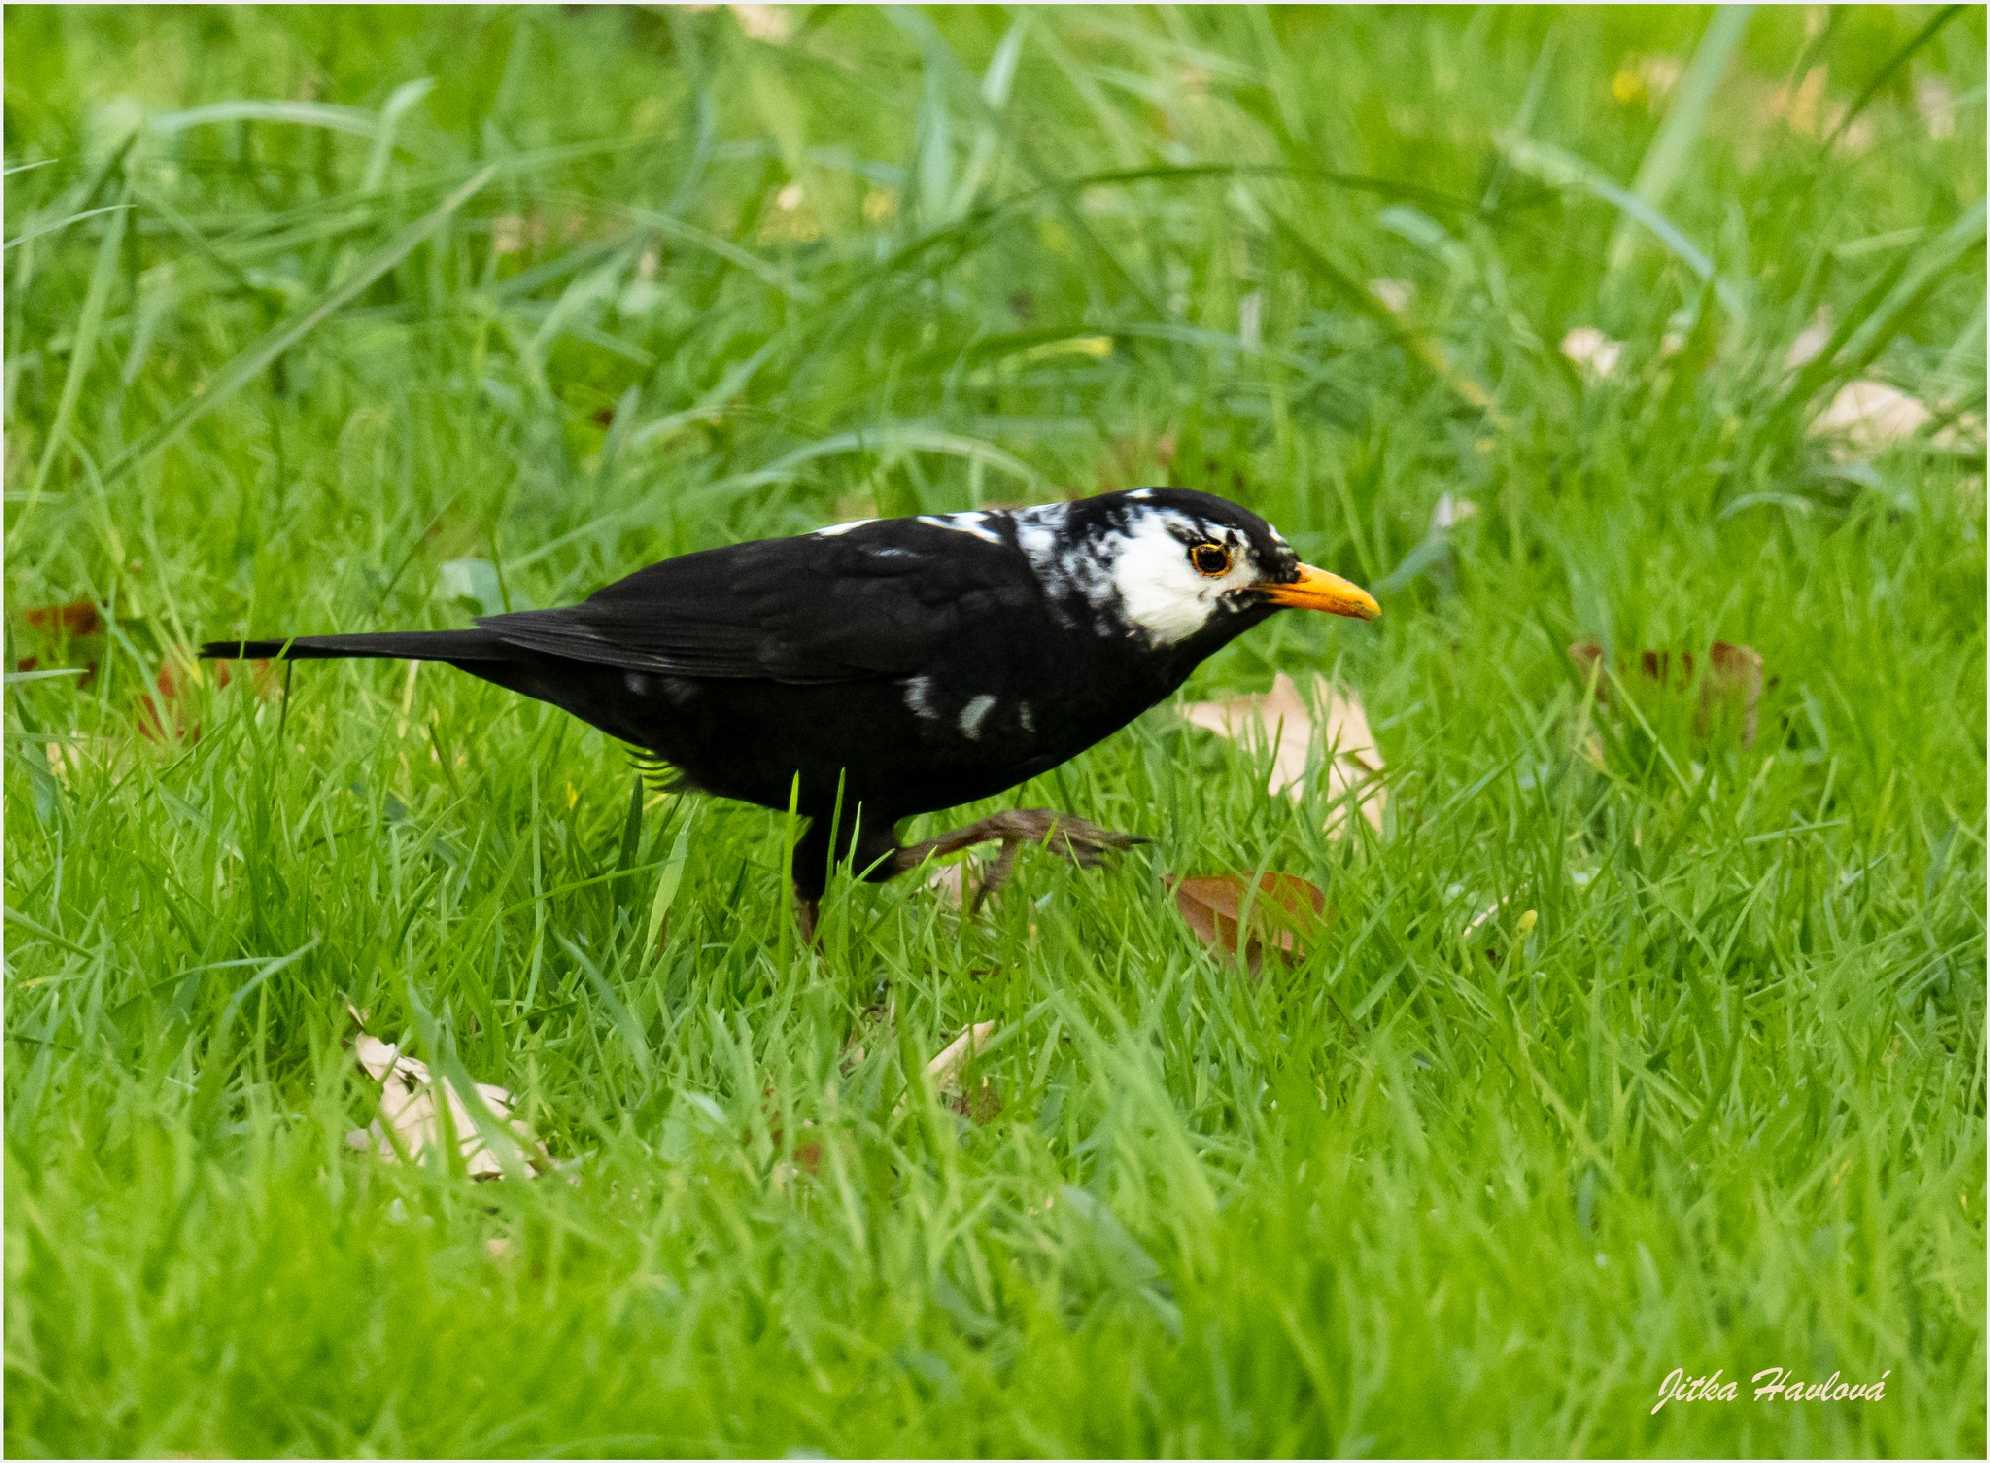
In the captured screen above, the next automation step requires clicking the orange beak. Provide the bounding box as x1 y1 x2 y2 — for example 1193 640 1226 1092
1254 563 1380 621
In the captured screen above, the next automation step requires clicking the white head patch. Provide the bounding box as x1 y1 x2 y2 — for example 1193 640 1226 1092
1104 510 1260 644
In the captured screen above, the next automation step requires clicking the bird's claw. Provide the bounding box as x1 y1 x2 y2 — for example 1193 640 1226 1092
987 809 1146 869
898 807 1145 914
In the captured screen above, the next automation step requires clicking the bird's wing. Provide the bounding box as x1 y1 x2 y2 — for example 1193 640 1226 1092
477 521 1036 685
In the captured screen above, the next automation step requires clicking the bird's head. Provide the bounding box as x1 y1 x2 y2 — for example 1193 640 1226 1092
1016 488 1378 649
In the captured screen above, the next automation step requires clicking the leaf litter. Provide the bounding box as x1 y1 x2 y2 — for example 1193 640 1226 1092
1569 639 1765 745
1169 872 1329 974
1179 671 1385 836
343 1007 553 1181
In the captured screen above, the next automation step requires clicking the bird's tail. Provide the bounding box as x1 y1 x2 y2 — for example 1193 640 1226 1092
199 629 510 663
198 627 657 750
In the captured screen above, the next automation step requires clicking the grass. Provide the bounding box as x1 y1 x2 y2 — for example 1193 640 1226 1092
4 5 1985 1456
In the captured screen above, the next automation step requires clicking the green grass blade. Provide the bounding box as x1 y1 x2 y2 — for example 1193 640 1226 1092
24 187 129 510
1608 7 1752 272
98 165 494 487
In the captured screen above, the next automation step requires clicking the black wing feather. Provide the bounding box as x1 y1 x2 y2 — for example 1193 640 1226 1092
479 523 1032 685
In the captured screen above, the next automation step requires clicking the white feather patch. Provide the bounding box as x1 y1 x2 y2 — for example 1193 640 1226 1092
920 512 1003 545
958 694 998 739
1106 510 1250 645
903 675 940 721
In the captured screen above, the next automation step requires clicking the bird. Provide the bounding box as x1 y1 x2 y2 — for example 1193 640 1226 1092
201 487 1378 935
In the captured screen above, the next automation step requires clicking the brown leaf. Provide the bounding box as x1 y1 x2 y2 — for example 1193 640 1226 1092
136 657 276 741
1169 872 1329 973
1569 640 1764 745
346 1034 551 1180
21 600 102 636
1179 672 1385 835
894 1021 1000 1124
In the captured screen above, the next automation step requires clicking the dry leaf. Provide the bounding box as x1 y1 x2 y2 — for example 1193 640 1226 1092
346 1034 551 1180
21 600 103 635
136 657 275 741
895 1022 1000 1123
1179 672 1385 836
1368 277 1414 314
488 212 587 257
1169 873 1329 973
925 1021 996 1085
729 4 793 42
1916 77 1957 140
924 860 973 909
1637 55 1683 101
1561 326 1623 380
1763 67 1875 153
1569 639 1764 745
1785 311 1833 370
41 736 116 785
1809 380 1964 453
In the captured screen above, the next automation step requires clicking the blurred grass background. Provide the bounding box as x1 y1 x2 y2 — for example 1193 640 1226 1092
5 5 1985 1457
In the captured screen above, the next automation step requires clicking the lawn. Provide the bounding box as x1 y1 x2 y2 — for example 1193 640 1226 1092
5 5 1985 1457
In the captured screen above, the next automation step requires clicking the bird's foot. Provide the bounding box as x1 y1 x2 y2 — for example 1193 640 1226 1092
896 808 1146 914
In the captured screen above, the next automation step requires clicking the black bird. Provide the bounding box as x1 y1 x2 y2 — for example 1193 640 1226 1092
202 488 1378 933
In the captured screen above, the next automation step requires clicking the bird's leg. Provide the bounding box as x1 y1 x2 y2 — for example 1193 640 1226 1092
793 890 821 944
790 818 831 945
968 839 1023 916
892 808 1146 912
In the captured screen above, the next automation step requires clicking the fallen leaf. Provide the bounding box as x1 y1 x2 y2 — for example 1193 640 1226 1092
729 3 792 41
136 657 275 741
1808 380 1972 453
488 211 588 257
925 1021 996 1086
1179 672 1385 835
895 1021 1001 1123
924 860 973 909
137 664 192 741
763 1091 823 1185
1763 66 1874 153
346 1033 551 1180
21 600 102 635
1169 872 1329 973
1636 54 1683 102
1569 639 1764 745
1785 310 1833 370
1368 277 1414 314
1561 326 1623 380
41 736 116 785
1916 77 1957 140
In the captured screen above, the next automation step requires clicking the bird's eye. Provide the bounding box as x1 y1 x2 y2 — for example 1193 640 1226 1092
1189 542 1231 578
